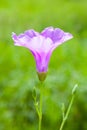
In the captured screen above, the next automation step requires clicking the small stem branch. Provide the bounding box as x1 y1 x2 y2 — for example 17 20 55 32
59 84 78 130
59 95 74 130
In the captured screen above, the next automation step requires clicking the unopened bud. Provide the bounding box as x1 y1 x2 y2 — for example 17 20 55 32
72 84 78 95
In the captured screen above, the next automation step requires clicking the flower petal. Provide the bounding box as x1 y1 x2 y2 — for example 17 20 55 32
41 27 65 42
41 27 54 39
44 32 73 64
24 29 39 38
41 27 73 43
53 32 73 49
26 35 53 53
12 32 31 47
31 49 49 72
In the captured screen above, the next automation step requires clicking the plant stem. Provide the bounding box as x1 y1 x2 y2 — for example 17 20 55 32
39 82 43 130
33 82 43 130
59 84 78 130
59 94 75 130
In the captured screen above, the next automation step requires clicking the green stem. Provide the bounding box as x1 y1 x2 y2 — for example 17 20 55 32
34 82 43 130
39 83 43 130
59 84 78 130
59 94 75 130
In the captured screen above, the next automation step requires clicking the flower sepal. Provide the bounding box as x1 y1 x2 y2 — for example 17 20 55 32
37 72 47 82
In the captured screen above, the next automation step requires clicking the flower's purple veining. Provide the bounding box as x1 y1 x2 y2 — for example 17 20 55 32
12 27 73 73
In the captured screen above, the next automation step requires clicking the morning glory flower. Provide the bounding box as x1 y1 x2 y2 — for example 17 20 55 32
12 27 73 81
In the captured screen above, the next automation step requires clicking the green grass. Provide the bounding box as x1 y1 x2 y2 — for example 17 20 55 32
0 0 87 130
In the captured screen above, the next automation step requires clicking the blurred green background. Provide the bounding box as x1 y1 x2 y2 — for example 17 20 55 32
0 0 87 130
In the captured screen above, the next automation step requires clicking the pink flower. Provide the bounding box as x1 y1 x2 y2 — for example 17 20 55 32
12 27 73 74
